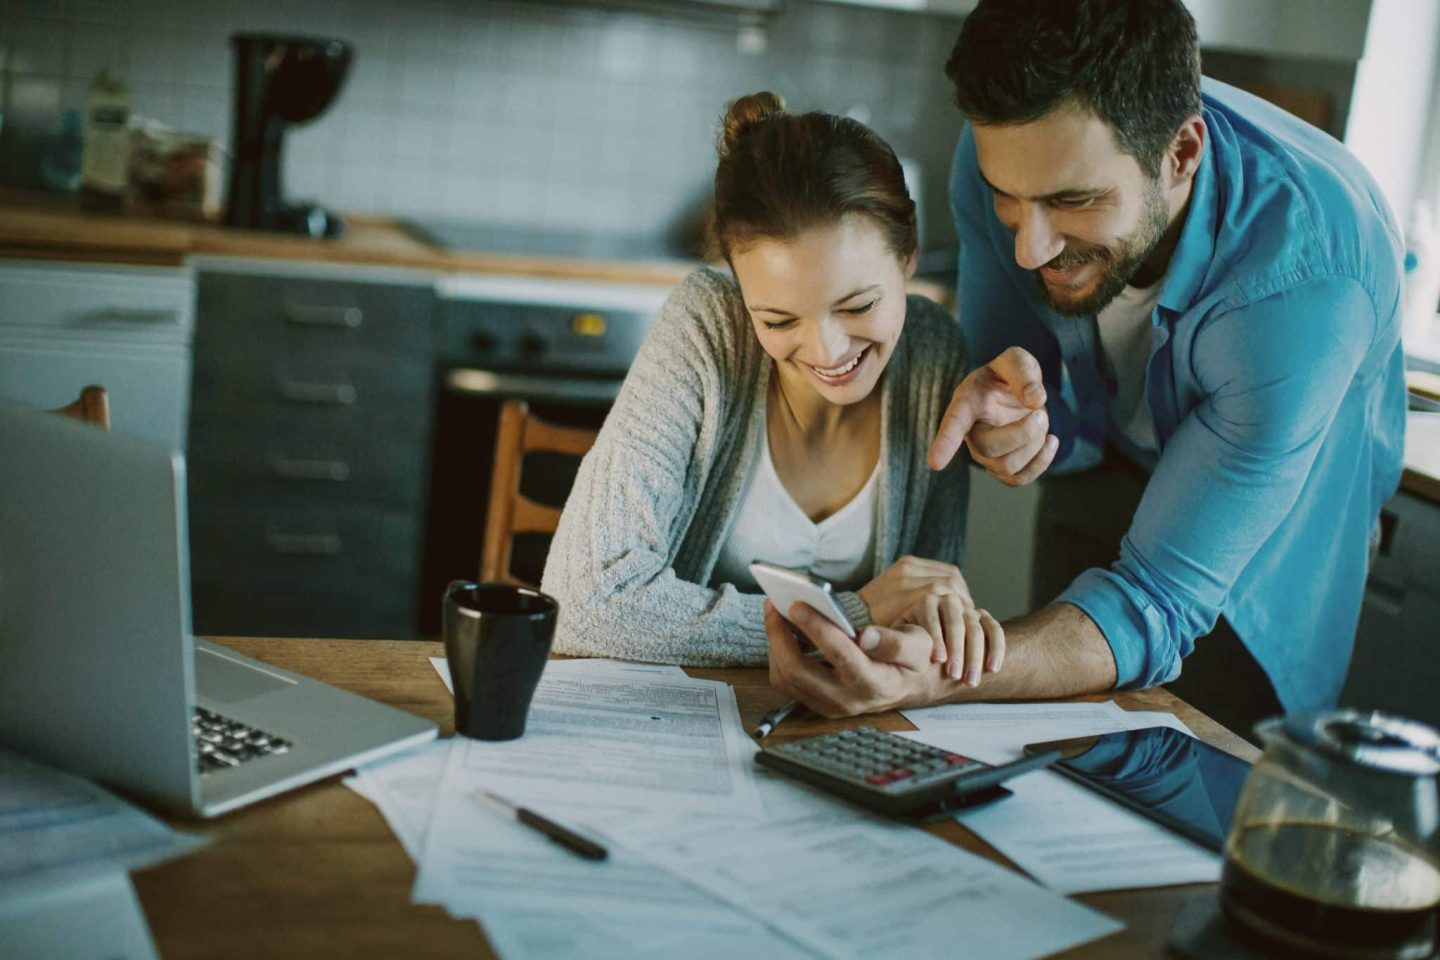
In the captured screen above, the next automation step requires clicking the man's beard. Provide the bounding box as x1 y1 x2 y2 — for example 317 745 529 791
1034 180 1170 317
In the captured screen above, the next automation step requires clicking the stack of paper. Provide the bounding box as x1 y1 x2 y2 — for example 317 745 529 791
899 701 1223 894
0 748 207 959
347 658 1126 960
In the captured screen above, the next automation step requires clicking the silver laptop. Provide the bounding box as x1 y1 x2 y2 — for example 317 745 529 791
0 406 436 817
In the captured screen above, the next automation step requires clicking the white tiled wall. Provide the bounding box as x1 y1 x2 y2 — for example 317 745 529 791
0 0 967 248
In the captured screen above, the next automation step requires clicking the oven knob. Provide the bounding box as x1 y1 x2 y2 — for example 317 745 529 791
470 331 497 353
519 334 547 357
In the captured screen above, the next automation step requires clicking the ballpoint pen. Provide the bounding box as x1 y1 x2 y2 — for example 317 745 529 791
753 699 799 739
477 787 609 861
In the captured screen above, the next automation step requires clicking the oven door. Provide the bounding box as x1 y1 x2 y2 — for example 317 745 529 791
417 279 668 634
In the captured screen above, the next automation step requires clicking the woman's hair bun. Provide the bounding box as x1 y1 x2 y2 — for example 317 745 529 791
719 92 787 155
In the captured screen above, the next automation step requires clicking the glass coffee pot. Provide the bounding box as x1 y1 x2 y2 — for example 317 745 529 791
1221 710 1440 959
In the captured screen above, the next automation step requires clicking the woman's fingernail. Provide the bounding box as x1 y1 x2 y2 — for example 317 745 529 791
948 661 962 680
965 667 981 687
993 652 1004 671
792 605 809 623
859 628 879 650
986 654 997 672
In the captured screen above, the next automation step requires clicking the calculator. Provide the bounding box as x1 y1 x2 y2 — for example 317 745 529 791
756 726 1059 822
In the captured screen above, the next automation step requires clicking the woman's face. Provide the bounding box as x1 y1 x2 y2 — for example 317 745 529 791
732 215 915 408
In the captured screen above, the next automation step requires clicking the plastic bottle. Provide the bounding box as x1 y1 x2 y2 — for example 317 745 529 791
80 71 131 212
1402 199 1440 355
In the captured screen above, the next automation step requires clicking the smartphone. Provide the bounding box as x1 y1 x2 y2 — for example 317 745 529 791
1023 725 1253 852
749 561 857 639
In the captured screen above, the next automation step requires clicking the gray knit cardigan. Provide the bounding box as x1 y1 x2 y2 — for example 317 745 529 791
540 267 971 666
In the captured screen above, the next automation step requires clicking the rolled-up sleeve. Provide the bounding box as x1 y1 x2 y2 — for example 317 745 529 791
1058 275 1376 687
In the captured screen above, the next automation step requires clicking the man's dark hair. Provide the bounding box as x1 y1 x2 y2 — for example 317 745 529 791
945 0 1201 178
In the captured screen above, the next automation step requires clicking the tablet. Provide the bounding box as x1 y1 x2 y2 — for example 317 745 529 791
1024 725 1253 852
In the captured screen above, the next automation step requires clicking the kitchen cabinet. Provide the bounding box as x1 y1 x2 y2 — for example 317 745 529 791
1341 488 1440 729
0 260 194 450
186 259 440 640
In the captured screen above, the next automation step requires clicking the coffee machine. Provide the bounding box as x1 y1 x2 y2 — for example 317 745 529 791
225 34 351 237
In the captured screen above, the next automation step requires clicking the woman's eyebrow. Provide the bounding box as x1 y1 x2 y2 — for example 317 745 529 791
749 284 881 315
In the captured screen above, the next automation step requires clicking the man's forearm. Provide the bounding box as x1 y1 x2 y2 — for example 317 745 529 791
937 602 1117 703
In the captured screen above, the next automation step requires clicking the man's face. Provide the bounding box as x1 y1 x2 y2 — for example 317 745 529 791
973 103 1171 316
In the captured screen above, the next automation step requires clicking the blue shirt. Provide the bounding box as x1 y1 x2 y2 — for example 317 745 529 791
949 78 1407 712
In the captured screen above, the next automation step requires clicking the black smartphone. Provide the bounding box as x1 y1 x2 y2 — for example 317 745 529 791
1023 726 1253 852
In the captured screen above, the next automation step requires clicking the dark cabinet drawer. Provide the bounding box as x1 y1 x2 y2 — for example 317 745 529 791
197 271 435 359
188 424 431 510
188 503 424 638
187 266 440 639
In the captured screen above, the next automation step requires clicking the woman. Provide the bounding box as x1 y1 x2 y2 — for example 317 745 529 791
542 93 1003 686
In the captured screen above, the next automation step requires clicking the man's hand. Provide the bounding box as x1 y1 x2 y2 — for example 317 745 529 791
928 346 1060 485
766 600 947 718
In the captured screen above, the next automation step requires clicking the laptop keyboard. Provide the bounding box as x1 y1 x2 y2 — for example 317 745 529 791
192 707 293 775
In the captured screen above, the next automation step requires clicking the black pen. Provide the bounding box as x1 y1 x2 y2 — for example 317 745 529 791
754 699 799 739
477 788 609 861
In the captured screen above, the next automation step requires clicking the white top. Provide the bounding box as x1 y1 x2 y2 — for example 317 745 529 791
713 420 880 592
1096 280 1164 455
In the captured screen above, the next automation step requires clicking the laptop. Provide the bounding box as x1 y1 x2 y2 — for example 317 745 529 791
0 406 437 817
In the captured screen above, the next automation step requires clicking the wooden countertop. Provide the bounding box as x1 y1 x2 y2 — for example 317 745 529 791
0 189 953 300
0 189 701 285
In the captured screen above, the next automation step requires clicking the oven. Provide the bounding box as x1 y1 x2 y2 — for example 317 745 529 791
417 274 674 632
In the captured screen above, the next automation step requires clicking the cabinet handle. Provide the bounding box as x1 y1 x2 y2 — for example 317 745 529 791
76 308 180 327
269 456 351 482
284 304 363 329
265 531 343 556
276 379 357 405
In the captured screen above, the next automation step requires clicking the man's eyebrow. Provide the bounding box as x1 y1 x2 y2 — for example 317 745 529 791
750 284 882 315
978 170 1109 202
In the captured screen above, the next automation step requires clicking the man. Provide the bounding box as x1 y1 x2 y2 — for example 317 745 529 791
765 0 1406 736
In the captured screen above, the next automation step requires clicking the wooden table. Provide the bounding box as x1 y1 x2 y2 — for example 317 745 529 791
132 638 1259 959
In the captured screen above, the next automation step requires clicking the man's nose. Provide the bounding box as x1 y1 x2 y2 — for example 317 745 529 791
1014 206 1064 271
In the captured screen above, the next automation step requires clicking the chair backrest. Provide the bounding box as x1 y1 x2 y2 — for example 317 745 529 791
49 385 111 430
480 400 599 587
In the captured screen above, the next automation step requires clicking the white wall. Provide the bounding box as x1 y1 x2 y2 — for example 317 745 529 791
1185 0 1372 60
1344 0 1440 226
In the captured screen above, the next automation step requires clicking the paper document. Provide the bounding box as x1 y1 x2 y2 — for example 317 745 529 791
0 865 159 960
428 656 687 695
900 701 1221 893
345 739 454 861
0 748 205 880
413 743 815 960
610 774 1122 960
444 670 763 818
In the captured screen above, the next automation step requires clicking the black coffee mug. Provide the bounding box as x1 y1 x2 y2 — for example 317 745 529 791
442 581 558 740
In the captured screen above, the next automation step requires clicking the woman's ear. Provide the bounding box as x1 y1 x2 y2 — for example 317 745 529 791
904 250 918 280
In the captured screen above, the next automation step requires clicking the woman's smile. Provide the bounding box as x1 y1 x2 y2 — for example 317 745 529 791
802 344 871 386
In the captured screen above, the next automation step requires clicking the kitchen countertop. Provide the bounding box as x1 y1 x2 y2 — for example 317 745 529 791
1404 412 1440 505
0 189 698 286
0 189 954 301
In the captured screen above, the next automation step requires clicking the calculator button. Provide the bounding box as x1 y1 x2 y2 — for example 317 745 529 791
944 753 972 765
864 772 894 785
890 768 914 781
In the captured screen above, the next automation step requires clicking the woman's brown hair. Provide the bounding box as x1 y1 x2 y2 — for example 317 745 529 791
708 92 917 263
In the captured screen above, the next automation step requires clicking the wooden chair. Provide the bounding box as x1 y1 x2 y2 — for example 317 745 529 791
49 385 111 430
480 400 599 587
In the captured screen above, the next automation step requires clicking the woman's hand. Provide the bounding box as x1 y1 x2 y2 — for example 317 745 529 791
856 556 972 633
896 595 1005 688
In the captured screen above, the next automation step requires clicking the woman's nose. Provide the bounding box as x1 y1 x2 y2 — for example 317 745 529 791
808 317 850 365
